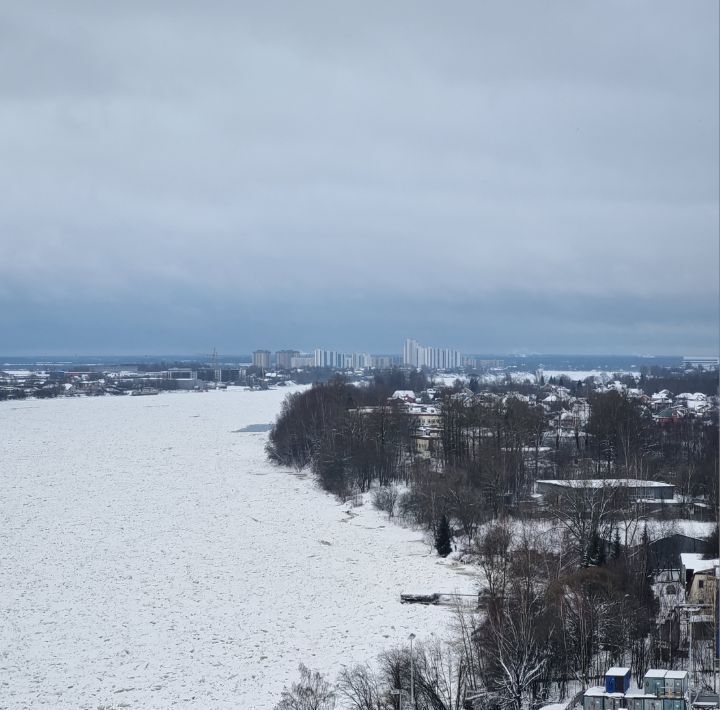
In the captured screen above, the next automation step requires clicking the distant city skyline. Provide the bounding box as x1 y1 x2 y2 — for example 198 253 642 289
0 343 713 362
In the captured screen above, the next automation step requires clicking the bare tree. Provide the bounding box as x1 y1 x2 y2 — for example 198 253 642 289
275 664 336 710
477 584 548 710
337 664 389 710
412 638 470 710
544 476 619 562
372 485 400 518
474 520 512 601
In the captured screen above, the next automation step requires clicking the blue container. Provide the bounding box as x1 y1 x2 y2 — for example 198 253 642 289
605 667 631 694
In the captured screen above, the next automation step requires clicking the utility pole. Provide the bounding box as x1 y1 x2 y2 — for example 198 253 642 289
211 347 219 383
679 604 713 691
409 632 416 707
690 610 694 690
715 559 719 695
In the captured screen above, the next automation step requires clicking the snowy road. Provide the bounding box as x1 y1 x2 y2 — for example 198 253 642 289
1 388 474 709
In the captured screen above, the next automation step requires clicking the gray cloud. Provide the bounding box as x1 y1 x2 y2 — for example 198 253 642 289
0 1 717 355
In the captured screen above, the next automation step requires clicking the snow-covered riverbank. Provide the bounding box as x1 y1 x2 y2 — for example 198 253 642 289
1 387 475 709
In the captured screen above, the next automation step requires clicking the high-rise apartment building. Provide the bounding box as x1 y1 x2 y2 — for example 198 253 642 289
290 355 315 368
403 338 461 370
313 349 372 369
252 350 271 369
275 350 300 370
371 355 395 369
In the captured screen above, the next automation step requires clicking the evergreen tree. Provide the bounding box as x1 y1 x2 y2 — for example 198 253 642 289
640 523 651 577
586 530 606 566
611 527 622 560
596 535 606 566
586 532 598 566
435 515 452 557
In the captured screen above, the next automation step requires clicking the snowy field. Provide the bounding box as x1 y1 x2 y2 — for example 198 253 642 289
0 388 475 709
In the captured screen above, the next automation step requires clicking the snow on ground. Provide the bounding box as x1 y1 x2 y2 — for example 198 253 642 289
0 388 475 709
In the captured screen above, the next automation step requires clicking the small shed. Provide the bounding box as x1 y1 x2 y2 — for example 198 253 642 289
604 694 628 710
583 686 607 710
606 667 632 694
624 693 662 710
645 669 668 696
665 670 689 697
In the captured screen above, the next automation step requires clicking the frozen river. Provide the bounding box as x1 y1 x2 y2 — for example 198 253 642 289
1 387 474 709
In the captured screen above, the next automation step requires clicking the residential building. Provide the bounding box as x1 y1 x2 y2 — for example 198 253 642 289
290 355 315 368
371 355 395 369
275 350 299 370
314 349 341 368
536 478 675 506
252 350 271 369
314 349 372 369
403 338 462 370
647 534 709 573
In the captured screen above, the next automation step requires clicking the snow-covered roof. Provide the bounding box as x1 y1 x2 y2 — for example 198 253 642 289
606 666 630 676
407 405 440 414
584 686 607 697
536 478 673 489
681 553 718 574
644 669 667 678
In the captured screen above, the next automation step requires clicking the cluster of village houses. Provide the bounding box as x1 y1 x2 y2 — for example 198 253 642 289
380 381 717 475
0 366 250 397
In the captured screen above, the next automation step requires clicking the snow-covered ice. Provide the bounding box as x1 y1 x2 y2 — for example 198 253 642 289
1 388 474 709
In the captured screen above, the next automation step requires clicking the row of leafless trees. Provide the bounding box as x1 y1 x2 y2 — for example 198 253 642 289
266 376 426 495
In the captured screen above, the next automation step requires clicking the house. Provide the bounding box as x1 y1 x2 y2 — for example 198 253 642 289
406 405 442 428
680 554 719 642
647 534 710 573
655 407 684 425
411 430 441 458
680 554 719 591
389 390 416 403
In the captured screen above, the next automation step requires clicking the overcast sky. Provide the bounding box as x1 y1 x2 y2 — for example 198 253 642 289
1 1 718 356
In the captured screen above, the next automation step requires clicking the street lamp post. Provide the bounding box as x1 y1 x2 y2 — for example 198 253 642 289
409 633 416 707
